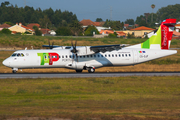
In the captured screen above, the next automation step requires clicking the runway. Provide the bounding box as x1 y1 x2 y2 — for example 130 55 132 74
0 72 180 79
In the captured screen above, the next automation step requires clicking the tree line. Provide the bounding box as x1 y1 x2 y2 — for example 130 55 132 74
0 1 78 29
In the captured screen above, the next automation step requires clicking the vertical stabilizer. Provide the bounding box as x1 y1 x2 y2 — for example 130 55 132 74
140 19 176 49
161 19 176 49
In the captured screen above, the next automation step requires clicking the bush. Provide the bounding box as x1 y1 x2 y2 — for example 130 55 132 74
56 27 72 36
0 28 11 34
108 33 116 38
84 26 99 36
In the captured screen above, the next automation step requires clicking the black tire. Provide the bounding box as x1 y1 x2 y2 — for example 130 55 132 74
88 68 95 73
12 70 17 73
76 70 83 73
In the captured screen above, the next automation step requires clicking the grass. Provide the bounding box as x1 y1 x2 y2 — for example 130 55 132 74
1 34 180 48
0 77 180 119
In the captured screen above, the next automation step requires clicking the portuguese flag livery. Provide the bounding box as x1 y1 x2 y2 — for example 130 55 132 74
141 19 176 50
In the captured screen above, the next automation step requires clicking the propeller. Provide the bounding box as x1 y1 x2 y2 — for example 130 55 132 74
71 40 78 62
48 40 54 49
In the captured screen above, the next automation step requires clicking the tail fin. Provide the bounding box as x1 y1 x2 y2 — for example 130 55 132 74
141 19 176 49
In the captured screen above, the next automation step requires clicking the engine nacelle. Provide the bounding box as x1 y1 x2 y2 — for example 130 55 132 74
76 46 95 56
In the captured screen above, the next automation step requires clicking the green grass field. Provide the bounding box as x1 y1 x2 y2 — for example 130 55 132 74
1 35 180 119
0 77 180 119
1 34 180 49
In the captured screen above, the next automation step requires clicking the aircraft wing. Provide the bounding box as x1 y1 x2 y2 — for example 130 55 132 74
90 44 126 53
42 45 61 48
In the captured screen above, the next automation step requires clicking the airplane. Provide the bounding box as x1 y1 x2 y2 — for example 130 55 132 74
2 19 177 73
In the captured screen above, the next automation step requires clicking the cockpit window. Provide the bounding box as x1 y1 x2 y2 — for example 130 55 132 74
17 53 21 57
11 53 17 57
11 53 25 57
21 53 24 56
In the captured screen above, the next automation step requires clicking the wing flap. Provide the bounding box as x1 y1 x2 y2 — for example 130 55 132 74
90 44 126 53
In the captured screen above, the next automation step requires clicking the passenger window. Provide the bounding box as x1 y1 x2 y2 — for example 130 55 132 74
101 55 103 57
80 56 82 58
119 54 121 57
98 55 100 57
66 55 68 58
87 55 89 58
115 54 117 57
94 55 96 57
112 54 114 57
109 54 111 57
90 55 93 57
83 56 85 58
129 54 131 57
69 55 71 58
122 54 124 57
59 56 61 58
105 55 107 57
62 56 64 58
125 54 127 57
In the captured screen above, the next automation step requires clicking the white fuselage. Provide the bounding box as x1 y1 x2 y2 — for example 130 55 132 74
3 48 177 70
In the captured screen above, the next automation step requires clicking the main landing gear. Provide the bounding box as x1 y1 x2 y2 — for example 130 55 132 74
75 67 95 73
88 67 95 73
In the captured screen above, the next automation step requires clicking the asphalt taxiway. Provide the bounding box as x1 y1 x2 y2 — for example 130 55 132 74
0 72 180 79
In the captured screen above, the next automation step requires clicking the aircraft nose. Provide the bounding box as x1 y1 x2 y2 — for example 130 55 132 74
2 59 10 67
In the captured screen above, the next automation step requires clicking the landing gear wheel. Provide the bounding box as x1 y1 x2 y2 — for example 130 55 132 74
88 68 95 73
12 70 17 73
76 70 83 73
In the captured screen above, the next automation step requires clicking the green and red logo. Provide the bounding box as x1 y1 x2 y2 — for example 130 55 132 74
37 53 59 65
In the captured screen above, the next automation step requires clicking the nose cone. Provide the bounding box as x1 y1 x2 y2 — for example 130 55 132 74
2 59 10 67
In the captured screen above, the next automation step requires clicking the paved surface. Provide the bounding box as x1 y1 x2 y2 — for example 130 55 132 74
0 72 180 79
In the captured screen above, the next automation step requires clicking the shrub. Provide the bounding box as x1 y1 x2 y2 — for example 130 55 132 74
56 27 72 36
0 28 11 34
84 26 99 36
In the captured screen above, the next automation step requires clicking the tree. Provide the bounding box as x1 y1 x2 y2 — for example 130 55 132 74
84 26 99 36
39 15 52 28
56 27 72 36
125 19 134 25
4 22 14 26
1 1 10 7
96 18 103 22
103 19 124 30
151 4 155 22
138 20 149 27
69 20 83 36
33 26 42 36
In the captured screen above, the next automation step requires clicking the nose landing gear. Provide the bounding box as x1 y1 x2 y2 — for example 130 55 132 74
12 68 18 73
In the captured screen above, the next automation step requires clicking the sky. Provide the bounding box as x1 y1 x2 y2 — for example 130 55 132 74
1 0 180 22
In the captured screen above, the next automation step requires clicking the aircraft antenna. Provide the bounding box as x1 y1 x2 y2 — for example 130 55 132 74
110 6 113 21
